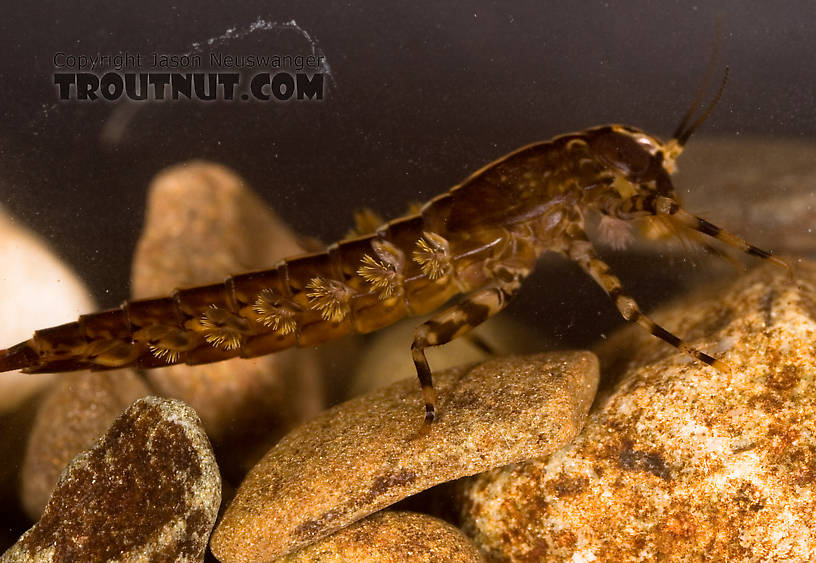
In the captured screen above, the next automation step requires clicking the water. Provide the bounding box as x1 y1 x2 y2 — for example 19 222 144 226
2 2 813 311
1 2 814 553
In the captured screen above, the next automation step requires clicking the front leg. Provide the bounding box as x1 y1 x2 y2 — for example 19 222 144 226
607 193 789 273
563 224 731 373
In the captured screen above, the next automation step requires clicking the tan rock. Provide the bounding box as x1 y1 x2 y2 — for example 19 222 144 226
2 397 221 563
674 137 816 257
211 351 598 562
280 510 485 562
460 261 816 561
131 161 305 295
20 370 151 519
350 315 548 398
0 205 95 412
0 205 98 522
130 161 324 475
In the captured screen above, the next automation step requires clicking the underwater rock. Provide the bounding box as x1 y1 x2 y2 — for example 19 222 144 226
130 161 324 477
349 315 547 398
280 510 485 562
20 370 150 519
2 397 220 563
210 351 598 563
460 261 816 561
674 137 816 258
0 206 95 413
0 205 98 521
131 160 306 294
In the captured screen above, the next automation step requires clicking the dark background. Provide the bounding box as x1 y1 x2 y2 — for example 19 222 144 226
0 1 813 548
0 1 813 342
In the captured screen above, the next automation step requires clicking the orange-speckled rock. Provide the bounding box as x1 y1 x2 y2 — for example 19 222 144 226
210 351 599 563
2 397 220 563
130 161 324 478
280 511 485 562
460 260 816 562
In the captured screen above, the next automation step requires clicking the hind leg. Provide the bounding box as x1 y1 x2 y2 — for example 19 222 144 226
412 266 527 424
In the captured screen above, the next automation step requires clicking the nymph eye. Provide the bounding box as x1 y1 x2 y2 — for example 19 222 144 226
635 136 658 152
594 132 651 177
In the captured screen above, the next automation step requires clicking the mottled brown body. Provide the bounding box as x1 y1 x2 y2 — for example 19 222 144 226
0 122 787 423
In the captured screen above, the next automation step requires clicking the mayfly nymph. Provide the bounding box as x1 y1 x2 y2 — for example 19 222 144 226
0 69 788 424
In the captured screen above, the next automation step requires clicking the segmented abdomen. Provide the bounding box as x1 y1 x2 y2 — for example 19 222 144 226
7 136 598 374
15 192 507 374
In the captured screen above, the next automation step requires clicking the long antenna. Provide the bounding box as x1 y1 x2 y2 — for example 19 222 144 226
671 21 724 144
675 67 729 146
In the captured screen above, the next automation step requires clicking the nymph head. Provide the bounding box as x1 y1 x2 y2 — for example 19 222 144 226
587 67 729 199
586 125 678 196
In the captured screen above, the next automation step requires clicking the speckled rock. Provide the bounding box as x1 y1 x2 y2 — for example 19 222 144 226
130 161 323 475
280 510 485 562
461 261 816 561
2 397 220 563
211 351 598 562
20 370 151 519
